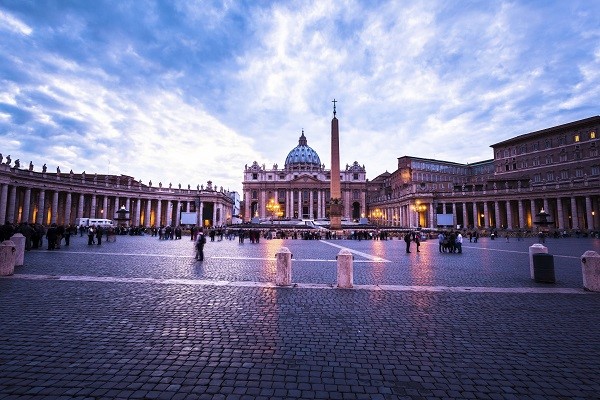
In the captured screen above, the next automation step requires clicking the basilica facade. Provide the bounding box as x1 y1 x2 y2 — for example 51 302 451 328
242 130 368 222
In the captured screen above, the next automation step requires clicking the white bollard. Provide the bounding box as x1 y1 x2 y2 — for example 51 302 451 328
581 250 600 292
529 244 548 279
337 249 353 288
0 240 16 276
275 247 292 286
10 233 25 267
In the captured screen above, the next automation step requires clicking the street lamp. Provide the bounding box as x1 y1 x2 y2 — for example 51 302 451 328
372 208 383 226
266 198 280 225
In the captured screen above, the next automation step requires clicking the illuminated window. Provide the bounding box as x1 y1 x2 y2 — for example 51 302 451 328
574 134 580 142
591 131 596 139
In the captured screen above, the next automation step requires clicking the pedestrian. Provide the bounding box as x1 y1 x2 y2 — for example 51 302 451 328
195 230 206 261
456 231 463 253
438 232 445 252
46 223 58 250
96 225 103 245
415 233 421 252
404 232 412 253
88 226 95 245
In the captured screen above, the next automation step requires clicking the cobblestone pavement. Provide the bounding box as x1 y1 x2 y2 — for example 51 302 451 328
0 235 599 399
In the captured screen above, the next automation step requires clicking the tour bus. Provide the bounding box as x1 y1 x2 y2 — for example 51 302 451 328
74 218 114 228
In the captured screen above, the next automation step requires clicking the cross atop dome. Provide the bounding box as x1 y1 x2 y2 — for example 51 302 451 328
332 98 337 117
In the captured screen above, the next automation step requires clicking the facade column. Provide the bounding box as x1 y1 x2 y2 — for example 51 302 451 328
452 203 457 228
317 190 322 220
260 190 266 219
166 200 173 226
309 190 314 219
51 191 59 224
462 202 467 229
518 200 525 228
101 196 108 219
472 202 479 228
198 201 204 227
0 183 8 223
585 196 593 230
570 197 579 229
37 190 46 225
506 201 513 229
543 198 550 214
7 185 17 223
289 190 294 219
429 203 435 229
212 202 217 226
483 202 490 228
530 199 537 228
136 198 142 226
22 188 32 223
64 192 72 225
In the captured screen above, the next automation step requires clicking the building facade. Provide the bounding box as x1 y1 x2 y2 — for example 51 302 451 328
242 130 368 222
0 165 235 228
367 116 600 232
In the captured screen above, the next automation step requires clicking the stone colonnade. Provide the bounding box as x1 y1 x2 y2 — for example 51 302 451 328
374 195 599 231
0 168 233 228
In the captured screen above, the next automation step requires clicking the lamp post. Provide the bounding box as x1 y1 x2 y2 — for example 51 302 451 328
266 198 280 225
411 203 427 228
372 208 383 226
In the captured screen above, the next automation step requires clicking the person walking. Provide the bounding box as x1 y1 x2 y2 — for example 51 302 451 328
195 230 206 261
95 226 103 245
456 231 463 254
404 232 412 253
414 232 421 252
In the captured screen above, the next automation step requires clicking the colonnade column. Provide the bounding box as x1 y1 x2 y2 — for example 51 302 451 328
483 202 489 228
530 199 537 229
0 183 8 223
22 188 32 223
472 202 479 228
570 197 579 229
518 200 525 228
91 195 97 218
317 191 322 219
494 201 500 229
556 198 565 229
462 202 467 229
136 199 142 226
289 190 294 219
167 200 173 226
51 191 59 224
212 203 217 226
309 191 314 219
7 185 17 223
65 192 72 225
260 191 266 219
585 196 593 230
77 193 84 219
429 203 435 229
145 200 151 227
506 201 513 229
198 201 204 227
37 190 46 224
156 200 162 227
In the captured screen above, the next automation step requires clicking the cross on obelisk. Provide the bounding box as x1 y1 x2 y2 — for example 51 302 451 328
330 99 342 230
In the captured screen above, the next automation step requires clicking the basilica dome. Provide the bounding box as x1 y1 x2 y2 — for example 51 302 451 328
284 130 322 169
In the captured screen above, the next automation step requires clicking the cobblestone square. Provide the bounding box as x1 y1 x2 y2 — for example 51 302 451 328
1 234 599 399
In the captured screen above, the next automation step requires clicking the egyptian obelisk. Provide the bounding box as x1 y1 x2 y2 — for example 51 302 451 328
330 99 342 230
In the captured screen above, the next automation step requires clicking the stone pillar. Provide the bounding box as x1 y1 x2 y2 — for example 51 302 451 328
0 183 8 223
136 198 142 226
275 247 292 286
288 190 294 219
317 190 323 220
529 244 548 279
22 188 32 223
472 202 479 228
337 249 353 288
506 201 513 229
428 203 435 229
483 202 490 228
585 196 593 230
556 197 565 230
309 190 314 219
51 191 59 224
64 192 72 225
102 196 108 219
581 251 600 292
570 197 578 229
452 203 457 228
167 200 173 226
7 185 17 223
199 201 204 227
260 190 266 219
462 202 467 229
494 201 501 229
518 200 525 229
36 190 46 225
530 200 537 229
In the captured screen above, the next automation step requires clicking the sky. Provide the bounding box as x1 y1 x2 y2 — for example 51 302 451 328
1 0 599 194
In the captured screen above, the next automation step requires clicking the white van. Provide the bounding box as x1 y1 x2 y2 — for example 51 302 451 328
75 218 114 228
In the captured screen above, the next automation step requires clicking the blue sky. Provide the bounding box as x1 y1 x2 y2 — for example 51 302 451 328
1 1 599 193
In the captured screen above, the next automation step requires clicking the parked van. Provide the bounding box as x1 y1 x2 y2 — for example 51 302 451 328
75 218 114 228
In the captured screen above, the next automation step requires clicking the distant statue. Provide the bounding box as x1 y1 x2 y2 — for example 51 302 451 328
159 182 162 188
187 184 190 190
94 174 98 183
29 161 33 171
5 155 11 165
0 154 2 163
201 184 204 190
168 182 172 189
149 180 152 187
178 183 181 189
14 159 20 168
197 184 200 190
42 163 47 173
56 166 61 174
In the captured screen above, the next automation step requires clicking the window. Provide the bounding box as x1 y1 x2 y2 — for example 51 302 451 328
546 171 554 181
559 136 566 146
559 151 567 162
592 166 600 176
267 175 272 180
591 147 598 157
575 168 583 178
533 142 539 151
252 190 258 199
252 173 258 180
532 157 540 166
353 173 358 180
353 190 359 200
545 139 552 149
574 134 580 142
533 173 541 183
504 149 509 158
560 170 569 180
591 131 597 139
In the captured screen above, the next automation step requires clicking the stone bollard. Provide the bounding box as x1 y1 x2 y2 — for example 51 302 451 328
581 250 600 292
528 244 548 279
10 233 25 267
337 249 353 288
275 247 292 286
0 240 16 276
